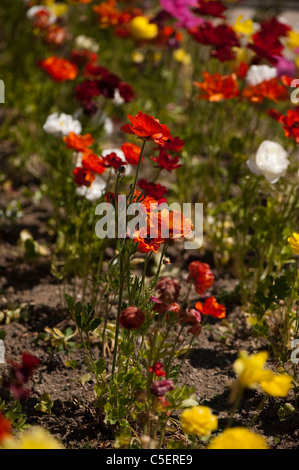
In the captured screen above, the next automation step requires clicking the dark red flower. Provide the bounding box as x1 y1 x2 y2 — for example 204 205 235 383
3 353 40 401
137 179 167 203
103 151 126 170
194 0 226 19
73 167 95 187
75 80 100 102
190 21 239 62
119 306 145 329
71 49 98 67
151 149 182 171
118 82 135 102
155 276 181 304
84 63 109 78
162 135 185 153
98 73 120 99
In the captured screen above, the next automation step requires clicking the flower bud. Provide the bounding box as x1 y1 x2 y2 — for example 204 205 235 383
119 306 145 330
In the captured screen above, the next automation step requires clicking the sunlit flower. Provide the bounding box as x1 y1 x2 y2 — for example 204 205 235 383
0 413 12 443
286 30 299 49
63 132 94 151
82 151 106 175
121 112 170 147
119 307 145 330
2 426 64 449
247 140 289 183
208 427 269 449
129 16 158 41
121 142 142 165
233 351 269 388
260 372 293 397
233 15 255 36
288 232 299 255
40 56 78 82
194 72 239 102
180 406 218 437
195 297 226 319
43 113 82 137
75 174 106 201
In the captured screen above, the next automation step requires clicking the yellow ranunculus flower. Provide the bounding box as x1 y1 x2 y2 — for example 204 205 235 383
180 406 218 437
287 30 299 49
43 0 68 16
288 232 299 255
173 48 192 65
132 51 145 64
233 15 255 36
2 427 64 449
129 16 158 41
233 351 269 388
207 427 269 449
260 372 293 397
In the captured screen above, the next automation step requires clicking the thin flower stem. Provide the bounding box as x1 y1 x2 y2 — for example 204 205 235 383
129 139 146 205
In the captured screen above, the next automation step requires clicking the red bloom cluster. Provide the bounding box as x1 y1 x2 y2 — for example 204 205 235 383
193 0 226 19
178 307 202 337
151 150 182 171
242 78 288 103
148 362 166 377
194 72 239 102
137 179 167 203
278 109 299 143
188 261 214 295
248 17 291 64
3 352 40 401
190 21 239 62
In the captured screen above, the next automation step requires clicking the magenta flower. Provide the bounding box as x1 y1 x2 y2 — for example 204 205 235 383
159 0 204 29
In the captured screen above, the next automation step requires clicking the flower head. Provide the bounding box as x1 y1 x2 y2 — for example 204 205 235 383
43 113 82 137
40 56 78 82
150 379 174 396
195 296 226 319
129 16 158 41
288 232 299 255
121 142 142 165
247 140 289 184
121 112 170 147
180 406 218 437
155 277 181 304
187 261 214 295
208 427 269 449
63 132 94 152
148 362 166 377
0 413 12 443
194 72 239 102
119 307 145 330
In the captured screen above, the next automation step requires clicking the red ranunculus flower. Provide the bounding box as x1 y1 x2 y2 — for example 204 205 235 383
195 297 226 319
121 112 170 147
103 152 126 171
73 167 95 187
118 82 135 102
3 353 40 401
75 79 101 103
137 179 167 203
194 0 226 19
0 412 12 443
151 149 182 171
148 362 166 377
162 135 185 153
242 78 288 103
40 56 78 82
188 261 214 295
279 109 299 143
194 72 239 101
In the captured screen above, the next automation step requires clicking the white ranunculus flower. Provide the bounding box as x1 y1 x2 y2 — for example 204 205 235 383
27 6 57 24
246 65 277 86
75 35 99 53
43 112 82 136
247 140 290 184
76 175 106 202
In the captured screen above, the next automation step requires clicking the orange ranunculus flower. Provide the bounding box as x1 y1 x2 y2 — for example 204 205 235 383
73 167 95 187
40 56 78 82
188 261 214 295
0 412 12 443
195 297 226 319
148 209 193 240
63 132 95 152
121 142 143 165
194 72 239 102
132 190 158 213
242 78 288 103
133 231 165 253
93 0 121 27
121 112 170 147
82 151 106 174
